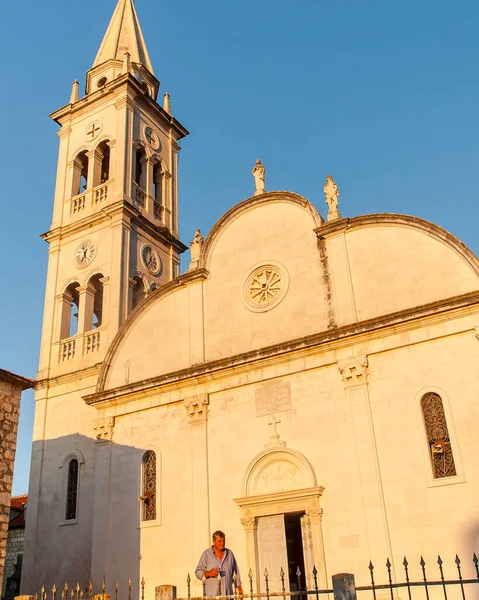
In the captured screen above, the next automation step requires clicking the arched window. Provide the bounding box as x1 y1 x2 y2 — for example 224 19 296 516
131 275 147 311
72 151 89 196
97 141 110 184
66 459 79 520
86 274 104 330
421 392 457 479
60 282 80 339
141 451 156 521
134 147 146 189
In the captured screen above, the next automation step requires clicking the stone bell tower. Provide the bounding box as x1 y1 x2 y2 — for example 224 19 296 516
37 0 188 381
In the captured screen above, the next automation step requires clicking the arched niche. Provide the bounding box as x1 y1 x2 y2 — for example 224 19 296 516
242 447 317 497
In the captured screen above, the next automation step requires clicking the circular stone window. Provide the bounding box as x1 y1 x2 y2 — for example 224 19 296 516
97 77 108 88
242 261 289 312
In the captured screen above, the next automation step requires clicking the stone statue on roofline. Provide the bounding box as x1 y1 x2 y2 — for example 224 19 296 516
324 174 341 221
252 159 266 196
189 229 204 270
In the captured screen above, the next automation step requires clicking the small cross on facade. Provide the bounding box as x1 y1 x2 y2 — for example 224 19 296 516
87 123 100 139
268 414 281 438
145 128 157 146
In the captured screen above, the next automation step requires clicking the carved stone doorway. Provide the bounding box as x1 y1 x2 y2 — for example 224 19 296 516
234 447 327 592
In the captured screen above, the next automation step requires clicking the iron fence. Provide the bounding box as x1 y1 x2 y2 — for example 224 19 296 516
29 578 145 600
182 554 479 600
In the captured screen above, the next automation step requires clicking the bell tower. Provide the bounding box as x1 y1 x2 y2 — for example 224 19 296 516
38 0 188 380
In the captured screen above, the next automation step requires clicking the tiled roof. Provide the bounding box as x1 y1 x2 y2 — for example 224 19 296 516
10 495 28 510
0 368 35 390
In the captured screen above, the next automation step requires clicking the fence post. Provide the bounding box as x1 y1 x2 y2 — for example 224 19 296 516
155 586 176 600
332 574 357 600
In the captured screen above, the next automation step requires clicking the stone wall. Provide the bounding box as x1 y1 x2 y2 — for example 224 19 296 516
2 527 24 599
0 382 21 592
0 371 33 595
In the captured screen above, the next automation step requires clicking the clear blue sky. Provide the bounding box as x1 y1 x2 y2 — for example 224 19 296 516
1 0 479 495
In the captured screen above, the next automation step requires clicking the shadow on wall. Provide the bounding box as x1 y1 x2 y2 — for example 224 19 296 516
21 433 150 600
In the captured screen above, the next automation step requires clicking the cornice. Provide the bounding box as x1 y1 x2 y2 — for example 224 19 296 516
35 363 101 391
315 213 479 276
85 290 479 407
40 199 186 251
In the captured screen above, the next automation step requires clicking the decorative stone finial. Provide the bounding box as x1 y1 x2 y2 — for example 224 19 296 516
70 80 79 104
122 52 131 75
189 229 204 270
164 93 171 114
324 174 341 221
252 159 266 196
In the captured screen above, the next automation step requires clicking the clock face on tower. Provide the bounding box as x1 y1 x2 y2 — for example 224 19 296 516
74 240 97 268
141 245 162 275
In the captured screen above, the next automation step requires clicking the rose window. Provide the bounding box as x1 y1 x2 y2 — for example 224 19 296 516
243 263 288 311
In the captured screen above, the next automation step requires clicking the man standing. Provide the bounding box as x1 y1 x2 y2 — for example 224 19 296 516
195 530 243 596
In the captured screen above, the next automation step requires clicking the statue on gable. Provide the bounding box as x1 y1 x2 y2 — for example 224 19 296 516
189 229 204 270
324 174 341 221
252 159 266 196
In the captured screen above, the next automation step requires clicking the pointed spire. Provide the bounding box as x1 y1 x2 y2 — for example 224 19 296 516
93 0 154 73
70 80 79 104
163 93 171 114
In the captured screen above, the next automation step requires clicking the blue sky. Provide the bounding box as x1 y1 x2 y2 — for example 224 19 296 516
1 0 479 495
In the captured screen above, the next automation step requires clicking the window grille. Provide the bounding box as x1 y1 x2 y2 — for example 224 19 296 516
66 459 79 520
142 451 156 521
421 392 457 478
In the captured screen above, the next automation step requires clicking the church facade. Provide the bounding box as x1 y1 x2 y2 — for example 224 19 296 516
23 0 479 597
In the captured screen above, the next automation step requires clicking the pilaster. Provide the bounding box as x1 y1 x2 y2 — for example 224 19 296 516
337 355 394 573
240 517 259 585
184 394 210 566
76 284 96 334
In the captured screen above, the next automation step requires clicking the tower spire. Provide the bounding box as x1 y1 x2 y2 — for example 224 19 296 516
92 0 153 73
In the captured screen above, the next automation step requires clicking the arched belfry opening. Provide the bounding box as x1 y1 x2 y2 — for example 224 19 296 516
235 447 327 593
130 274 148 312
60 282 80 339
72 151 89 196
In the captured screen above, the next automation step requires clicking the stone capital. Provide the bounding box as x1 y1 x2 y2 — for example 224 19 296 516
305 508 323 524
337 355 368 388
76 284 97 297
93 416 115 441
184 394 209 424
240 516 258 531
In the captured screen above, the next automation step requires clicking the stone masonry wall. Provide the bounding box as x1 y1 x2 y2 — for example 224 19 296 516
0 383 21 593
1 528 24 598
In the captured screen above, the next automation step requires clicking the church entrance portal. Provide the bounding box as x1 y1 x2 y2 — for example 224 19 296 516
235 446 327 592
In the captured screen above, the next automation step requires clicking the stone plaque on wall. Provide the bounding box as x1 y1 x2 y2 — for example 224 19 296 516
255 383 292 417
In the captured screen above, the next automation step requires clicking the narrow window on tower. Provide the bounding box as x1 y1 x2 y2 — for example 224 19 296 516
134 147 146 189
86 273 104 330
421 392 457 479
98 141 110 184
66 459 79 520
152 164 163 204
141 451 156 521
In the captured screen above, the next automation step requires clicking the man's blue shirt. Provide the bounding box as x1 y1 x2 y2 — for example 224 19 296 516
195 547 242 596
